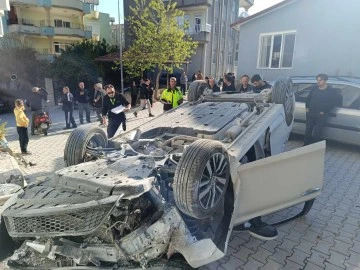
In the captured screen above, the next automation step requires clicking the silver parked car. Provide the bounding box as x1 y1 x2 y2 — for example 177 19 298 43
292 76 360 145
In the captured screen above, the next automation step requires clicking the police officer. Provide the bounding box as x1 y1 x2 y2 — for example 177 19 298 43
160 77 183 111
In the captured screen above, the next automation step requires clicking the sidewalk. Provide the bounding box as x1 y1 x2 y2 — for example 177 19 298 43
2 101 164 180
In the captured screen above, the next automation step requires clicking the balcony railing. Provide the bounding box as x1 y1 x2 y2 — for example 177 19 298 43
171 0 212 8
9 0 90 13
7 19 92 37
185 23 211 43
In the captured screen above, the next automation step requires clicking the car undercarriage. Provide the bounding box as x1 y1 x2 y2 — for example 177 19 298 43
0 77 326 269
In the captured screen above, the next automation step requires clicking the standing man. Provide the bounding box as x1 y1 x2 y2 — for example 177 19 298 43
180 71 188 95
208 77 220 92
236 75 254 93
93 83 105 125
28 87 48 135
130 80 138 107
222 73 236 92
133 79 154 117
77 82 91 124
304 74 341 145
251 74 272 93
61 86 77 130
160 77 183 111
102 84 131 138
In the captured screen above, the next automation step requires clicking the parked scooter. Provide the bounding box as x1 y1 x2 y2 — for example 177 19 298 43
33 111 51 136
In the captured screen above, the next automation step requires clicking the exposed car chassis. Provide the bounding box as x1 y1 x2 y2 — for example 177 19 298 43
0 77 325 269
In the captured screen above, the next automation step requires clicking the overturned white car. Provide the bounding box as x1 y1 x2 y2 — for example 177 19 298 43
0 77 325 269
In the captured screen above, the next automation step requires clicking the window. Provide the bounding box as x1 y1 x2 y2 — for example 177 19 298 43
54 42 70 54
258 31 296 69
228 52 233 65
212 50 217 64
332 85 360 109
184 15 190 31
54 19 71 28
194 15 201 33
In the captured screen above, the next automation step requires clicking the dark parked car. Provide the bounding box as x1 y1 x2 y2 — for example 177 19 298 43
292 76 360 146
0 98 11 113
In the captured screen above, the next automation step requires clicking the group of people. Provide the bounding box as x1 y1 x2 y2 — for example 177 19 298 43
60 82 130 139
205 73 272 94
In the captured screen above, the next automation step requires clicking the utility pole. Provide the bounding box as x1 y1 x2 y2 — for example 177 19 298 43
118 0 124 94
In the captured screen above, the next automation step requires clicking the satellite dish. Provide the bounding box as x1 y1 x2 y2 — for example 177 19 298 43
10 74 17 81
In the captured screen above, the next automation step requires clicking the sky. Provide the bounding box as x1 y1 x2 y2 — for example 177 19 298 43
97 0 285 24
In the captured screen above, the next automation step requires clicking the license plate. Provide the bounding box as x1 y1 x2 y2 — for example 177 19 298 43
40 123 48 129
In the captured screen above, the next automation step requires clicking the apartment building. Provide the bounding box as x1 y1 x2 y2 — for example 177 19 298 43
124 0 254 78
109 22 125 47
0 0 10 36
5 0 93 61
84 10 111 42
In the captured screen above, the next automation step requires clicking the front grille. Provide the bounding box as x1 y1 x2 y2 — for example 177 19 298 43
4 206 112 238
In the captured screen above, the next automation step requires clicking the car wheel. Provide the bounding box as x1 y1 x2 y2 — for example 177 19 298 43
64 126 108 167
300 199 315 216
173 139 230 219
272 76 295 126
187 80 208 102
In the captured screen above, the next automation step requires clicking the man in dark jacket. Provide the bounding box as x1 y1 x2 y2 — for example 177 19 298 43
130 80 138 107
93 83 105 125
77 82 91 124
61 86 77 129
133 79 154 117
222 73 236 92
236 75 254 93
251 74 272 93
304 74 342 145
208 78 220 92
102 84 131 138
28 87 48 135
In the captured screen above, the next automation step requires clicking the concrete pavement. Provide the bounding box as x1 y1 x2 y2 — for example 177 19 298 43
1 102 360 269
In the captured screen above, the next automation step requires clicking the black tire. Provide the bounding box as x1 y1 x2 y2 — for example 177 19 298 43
64 125 108 167
187 80 208 102
300 199 315 216
173 139 230 219
43 129 48 136
0 216 17 261
272 76 295 126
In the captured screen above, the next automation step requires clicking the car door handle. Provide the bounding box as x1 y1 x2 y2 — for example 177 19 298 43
328 112 337 117
301 187 321 197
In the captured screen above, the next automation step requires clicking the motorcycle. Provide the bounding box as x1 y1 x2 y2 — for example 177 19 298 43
33 111 51 136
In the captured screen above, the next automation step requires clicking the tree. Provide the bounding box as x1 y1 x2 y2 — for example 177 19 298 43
50 39 118 93
0 37 48 101
123 0 197 94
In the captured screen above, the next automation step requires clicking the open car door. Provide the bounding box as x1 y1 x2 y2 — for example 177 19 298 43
232 141 325 225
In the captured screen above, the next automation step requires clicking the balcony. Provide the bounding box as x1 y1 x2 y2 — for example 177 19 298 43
186 23 211 43
10 0 90 13
240 0 254 10
52 0 90 14
171 0 212 10
7 19 92 38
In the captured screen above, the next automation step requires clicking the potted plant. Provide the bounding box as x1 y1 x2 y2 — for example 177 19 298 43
0 121 9 151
